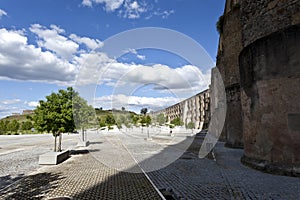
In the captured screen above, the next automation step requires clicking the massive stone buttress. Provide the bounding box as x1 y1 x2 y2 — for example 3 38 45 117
216 0 244 148
239 0 300 176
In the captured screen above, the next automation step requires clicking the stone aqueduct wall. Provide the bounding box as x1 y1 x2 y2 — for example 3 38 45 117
216 0 244 148
215 0 300 175
153 90 210 130
238 0 300 176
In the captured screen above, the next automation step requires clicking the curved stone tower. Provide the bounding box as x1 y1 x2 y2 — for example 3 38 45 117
239 0 300 176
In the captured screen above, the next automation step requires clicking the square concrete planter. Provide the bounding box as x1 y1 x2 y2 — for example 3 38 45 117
77 140 89 147
39 150 69 165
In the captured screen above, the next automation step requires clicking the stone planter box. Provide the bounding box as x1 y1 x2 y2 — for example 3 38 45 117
39 150 69 165
77 140 89 147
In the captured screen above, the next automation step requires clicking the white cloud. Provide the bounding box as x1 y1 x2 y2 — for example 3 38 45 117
81 0 159 19
81 0 175 20
0 28 77 84
82 0 93 7
0 24 211 116
94 94 181 111
0 99 21 105
136 54 145 60
124 48 146 60
0 25 210 92
0 105 22 119
146 9 175 20
0 9 7 19
121 0 147 19
76 58 210 98
83 0 125 11
26 101 39 107
70 34 103 50
29 24 79 59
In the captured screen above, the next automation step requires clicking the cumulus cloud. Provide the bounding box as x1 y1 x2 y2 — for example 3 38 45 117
29 24 79 59
0 28 77 84
0 24 210 91
94 94 181 111
0 9 7 19
70 34 103 50
102 63 210 91
0 24 211 117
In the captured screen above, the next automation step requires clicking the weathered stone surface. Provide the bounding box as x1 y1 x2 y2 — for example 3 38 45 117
240 0 300 47
239 24 300 172
216 0 244 148
224 84 243 148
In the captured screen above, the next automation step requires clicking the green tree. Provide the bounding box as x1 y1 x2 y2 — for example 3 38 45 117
186 121 195 129
33 87 75 152
0 121 6 134
8 120 20 134
72 92 94 142
130 114 139 126
21 121 33 132
140 108 148 115
156 113 166 126
98 117 106 128
105 114 115 126
3 121 9 134
145 115 151 126
171 117 184 127
119 115 126 124
116 118 122 129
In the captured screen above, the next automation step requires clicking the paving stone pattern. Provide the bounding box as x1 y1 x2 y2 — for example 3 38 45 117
1 131 300 199
147 134 300 199
0 149 162 200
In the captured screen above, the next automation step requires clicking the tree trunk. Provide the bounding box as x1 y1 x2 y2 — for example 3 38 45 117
82 128 85 141
58 133 62 152
54 135 57 152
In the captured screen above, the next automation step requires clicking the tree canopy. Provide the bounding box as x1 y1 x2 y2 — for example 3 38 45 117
72 92 95 132
171 117 184 127
33 87 76 137
33 87 79 151
156 113 166 125
140 108 148 115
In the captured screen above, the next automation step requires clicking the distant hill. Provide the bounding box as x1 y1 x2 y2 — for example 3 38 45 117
0 114 33 122
1 109 137 122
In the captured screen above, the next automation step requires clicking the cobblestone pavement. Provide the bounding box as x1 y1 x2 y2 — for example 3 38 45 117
147 133 300 200
1 131 300 199
0 134 79 191
0 148 162 200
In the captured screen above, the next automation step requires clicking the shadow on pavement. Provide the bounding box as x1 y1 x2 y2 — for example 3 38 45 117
69 149 100 155
0 174 25 191
0 172 64 200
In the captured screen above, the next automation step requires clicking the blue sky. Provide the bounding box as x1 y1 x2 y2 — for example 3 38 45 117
0 0 225 118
